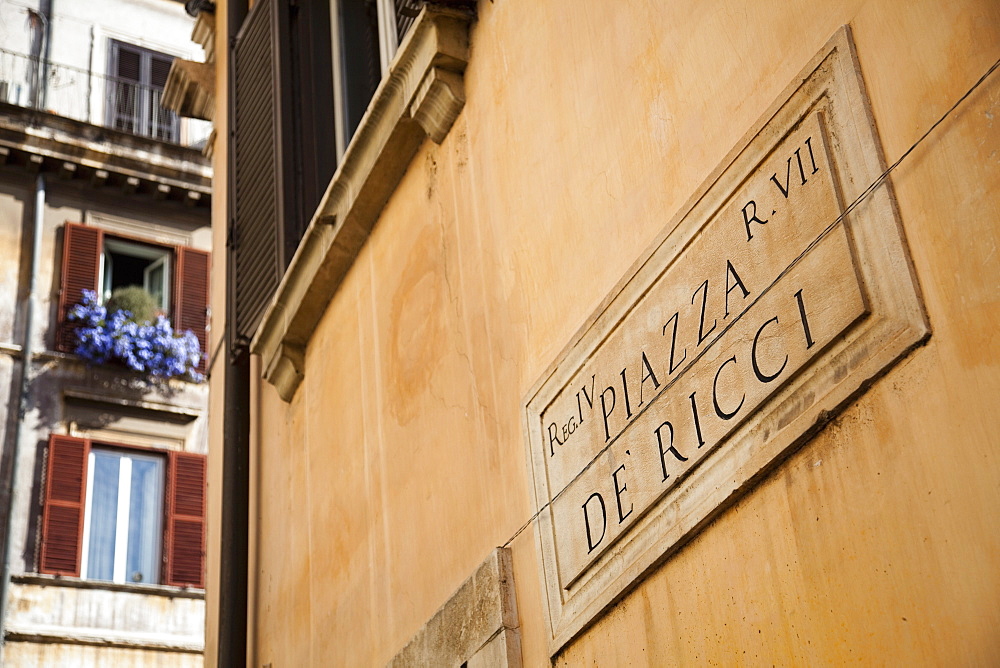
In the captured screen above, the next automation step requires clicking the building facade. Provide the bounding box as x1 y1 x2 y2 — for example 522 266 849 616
0 0 212 665
210 0 1000 665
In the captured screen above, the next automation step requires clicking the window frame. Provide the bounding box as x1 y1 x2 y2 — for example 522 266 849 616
105 39 180 142
100 237 173 312
79 446 166 585
38 434 207 589
57 222 211 363
329 0 416 159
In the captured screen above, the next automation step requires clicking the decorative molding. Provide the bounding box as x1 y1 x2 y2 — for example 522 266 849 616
63 388 202 421
192 12 216 64
0 104 212 201
411 67 465 143
264 343 305 403
252 4 474 401
162 59 215 122
86 211 195 247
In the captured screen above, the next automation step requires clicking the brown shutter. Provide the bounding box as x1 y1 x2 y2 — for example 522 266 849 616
164 451 206 588
39 434 90 576
173 247 210 365
57 223 102 352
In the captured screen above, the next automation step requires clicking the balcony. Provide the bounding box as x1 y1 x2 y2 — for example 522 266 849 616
0 47 211 149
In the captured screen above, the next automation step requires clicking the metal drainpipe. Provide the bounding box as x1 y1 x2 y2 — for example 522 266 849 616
86 25 94 124
220 0 250 666
0 173 46 657
39 0 52 111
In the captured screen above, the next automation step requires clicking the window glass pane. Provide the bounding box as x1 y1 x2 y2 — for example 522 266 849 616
338 0 382 143
101 240 171 314
126 456 164 584
144 256 168 310
86 452 120 582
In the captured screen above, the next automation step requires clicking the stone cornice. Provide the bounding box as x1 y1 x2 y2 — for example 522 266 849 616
162 59 215 122
192 12 216 64
251 4 474 401
162 11 216 123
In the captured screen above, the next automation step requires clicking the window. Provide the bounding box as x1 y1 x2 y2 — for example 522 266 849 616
80 449 165 584
39 434 206 588
106 40 179 142
101 238 172 311
229 0 421 343
331 0 422 156
57 222 210 360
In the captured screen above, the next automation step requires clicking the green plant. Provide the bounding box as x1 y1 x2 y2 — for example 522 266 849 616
105 286 158 324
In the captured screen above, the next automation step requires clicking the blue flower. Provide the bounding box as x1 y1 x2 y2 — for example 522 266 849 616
70 290 203 381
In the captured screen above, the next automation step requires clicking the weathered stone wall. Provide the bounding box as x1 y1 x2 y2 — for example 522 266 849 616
0 173 210 665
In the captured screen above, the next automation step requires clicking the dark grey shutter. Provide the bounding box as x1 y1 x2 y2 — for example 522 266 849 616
230 0 335 344
231 0 284 342
115 45 142 81
109 42 142 133
150 54 179 141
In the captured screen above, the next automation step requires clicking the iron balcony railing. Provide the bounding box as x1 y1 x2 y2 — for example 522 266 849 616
0 47 200 146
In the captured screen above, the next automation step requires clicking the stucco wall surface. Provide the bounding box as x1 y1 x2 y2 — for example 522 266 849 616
4 642 203 668
248 0 1000 665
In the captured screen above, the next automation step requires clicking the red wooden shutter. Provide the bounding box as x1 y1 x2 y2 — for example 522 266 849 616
39 434 90 576
57 223 102 352
173 247 210 367
164 451 206 588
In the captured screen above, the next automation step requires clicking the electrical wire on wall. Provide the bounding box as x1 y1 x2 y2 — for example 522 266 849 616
501 53 1000 553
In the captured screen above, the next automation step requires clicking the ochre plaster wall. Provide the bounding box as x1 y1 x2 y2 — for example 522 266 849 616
248 0 1000 664
205 1 229 663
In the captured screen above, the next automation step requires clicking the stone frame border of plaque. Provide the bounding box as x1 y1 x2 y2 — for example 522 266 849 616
522 25 929 655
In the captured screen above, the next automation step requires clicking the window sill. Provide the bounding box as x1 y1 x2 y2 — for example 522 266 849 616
250 3 474 402
12 573 205 599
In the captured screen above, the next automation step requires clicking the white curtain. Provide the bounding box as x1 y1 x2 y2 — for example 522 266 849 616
126 456 163 584
85 452 120 581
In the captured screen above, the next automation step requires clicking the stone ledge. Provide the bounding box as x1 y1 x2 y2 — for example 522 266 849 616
388 548 521 668
250 3 474 402
0 103 212 189
11 573 205 599
5 624 203 653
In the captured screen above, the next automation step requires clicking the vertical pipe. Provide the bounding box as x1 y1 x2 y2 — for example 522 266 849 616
0 173 46 658
220 0 249 666
39 0 52 111
220 341 249 667
86 25 94 124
